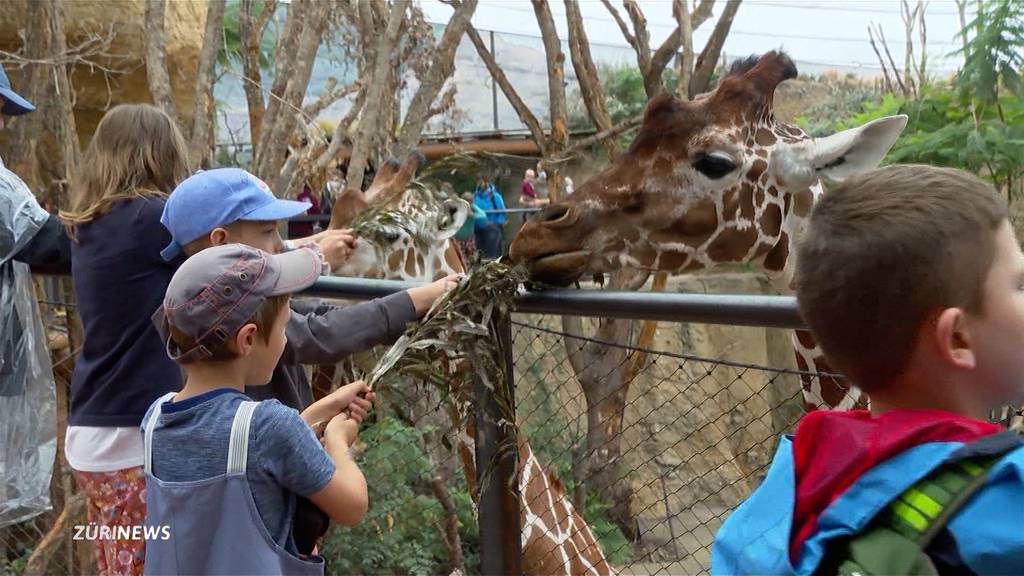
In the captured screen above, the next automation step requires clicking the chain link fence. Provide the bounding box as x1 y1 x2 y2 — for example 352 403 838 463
511 313 817 575
11 277 829 575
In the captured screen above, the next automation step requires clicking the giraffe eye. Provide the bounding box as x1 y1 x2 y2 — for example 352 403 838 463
692 152 737 180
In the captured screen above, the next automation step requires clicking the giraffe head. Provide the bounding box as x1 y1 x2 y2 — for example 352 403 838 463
329 154 469 281
509 51 907 288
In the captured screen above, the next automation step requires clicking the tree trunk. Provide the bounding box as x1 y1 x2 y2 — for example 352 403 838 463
346 0 407 193
144 0 179 127
689 0 741 96
561 269 652 542
565 0 618 159
254 0 303 173
393 0 477 157
5 0 47 190
255 0 329 190
189 0 226 168
917 0 928 94
239 0 275 147
48 0 81 183
674 0 695 99
531 0 568 201
464 25 547 152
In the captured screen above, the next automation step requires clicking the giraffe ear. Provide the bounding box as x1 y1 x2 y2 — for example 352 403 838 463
435 198 469 240
771 115 908 188
329 187 369 230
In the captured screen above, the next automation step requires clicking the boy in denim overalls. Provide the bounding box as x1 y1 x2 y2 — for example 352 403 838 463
142 244 370 575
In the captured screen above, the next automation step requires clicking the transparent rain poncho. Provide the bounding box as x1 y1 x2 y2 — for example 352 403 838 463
0 159 56 527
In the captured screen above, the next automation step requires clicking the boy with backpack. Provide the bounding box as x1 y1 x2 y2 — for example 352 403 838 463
712 165 1024 575
143 244 364 574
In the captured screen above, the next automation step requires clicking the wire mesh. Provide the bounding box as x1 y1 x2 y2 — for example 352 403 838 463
511 313 823 575
20 282 844 576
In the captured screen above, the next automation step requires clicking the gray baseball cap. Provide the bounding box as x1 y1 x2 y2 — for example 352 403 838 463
153 243 321 362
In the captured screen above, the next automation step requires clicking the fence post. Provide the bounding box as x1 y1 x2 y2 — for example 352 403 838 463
475 314 522 575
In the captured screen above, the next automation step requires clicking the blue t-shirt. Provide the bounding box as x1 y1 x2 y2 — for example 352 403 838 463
141 389 336 556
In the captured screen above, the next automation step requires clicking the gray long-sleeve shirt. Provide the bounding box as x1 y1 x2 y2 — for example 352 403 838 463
244 291 418 411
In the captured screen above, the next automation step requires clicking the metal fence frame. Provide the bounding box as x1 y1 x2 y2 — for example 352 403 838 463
302 276 804 575
17 273 804 575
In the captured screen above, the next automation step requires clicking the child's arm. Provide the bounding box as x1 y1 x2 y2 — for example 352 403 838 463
300 380 374 430
278 276 461 365
308 414 368 526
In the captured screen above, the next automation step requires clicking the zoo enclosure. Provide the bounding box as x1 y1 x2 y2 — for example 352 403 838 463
12 273 814 576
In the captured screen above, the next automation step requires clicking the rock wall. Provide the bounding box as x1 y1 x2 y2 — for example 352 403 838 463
0 0 205 145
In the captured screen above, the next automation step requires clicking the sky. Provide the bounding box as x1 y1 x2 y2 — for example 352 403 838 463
420 0 971 78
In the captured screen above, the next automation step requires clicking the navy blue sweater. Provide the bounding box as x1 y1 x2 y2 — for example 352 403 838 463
69 197 184 427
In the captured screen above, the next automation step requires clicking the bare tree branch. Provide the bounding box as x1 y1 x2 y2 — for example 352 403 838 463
394 0 478 157
464 24 547 152
876 23 908 96
239 0 277 146
900 0 920 97
674 0 695 99
918 0 928 92
346 0 408 190
566 0 618 158
144 0 179 127
600 0 637 47
303 78 362 119
255 0 331 189
868 25 896 93
532 0 569 200
190 0 226 168
623 0 653 74
689 0 741 96
255 0 304 169
558 115 642 159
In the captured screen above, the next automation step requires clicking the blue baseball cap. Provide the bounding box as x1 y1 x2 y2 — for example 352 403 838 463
0 64 35 116
160 168 311 261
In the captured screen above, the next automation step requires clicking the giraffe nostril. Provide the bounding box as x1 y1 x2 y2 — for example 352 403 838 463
539 204 571 225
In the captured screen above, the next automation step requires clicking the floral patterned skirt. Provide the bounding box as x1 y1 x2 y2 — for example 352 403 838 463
72 466 147 576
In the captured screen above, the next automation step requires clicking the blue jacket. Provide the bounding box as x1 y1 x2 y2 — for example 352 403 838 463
712 410 1024 575
473 185 506 228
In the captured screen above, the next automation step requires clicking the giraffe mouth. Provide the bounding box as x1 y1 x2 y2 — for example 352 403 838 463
527 250 592 286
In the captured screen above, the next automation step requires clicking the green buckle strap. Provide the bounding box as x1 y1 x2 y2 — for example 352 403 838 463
831 455 1000 576
887 456 998 544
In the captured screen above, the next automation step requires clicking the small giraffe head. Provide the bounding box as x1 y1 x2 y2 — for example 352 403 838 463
329 155 468 281
509 51 907 287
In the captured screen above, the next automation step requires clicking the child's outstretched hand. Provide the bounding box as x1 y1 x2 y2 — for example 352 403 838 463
406 273 464 315
302 380 375 431
324 412 359 449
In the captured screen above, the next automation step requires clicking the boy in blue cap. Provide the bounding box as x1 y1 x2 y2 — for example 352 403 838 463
160 168 457 554
143 243 368 575
712 165 1024 574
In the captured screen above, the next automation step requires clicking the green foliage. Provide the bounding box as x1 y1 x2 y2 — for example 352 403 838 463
219 0 278 70
955 0 1024 107
319 416 479 575
0 543 31 576
797 0 1024 199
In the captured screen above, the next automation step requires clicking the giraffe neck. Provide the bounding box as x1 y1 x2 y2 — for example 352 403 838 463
456 425 614 575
